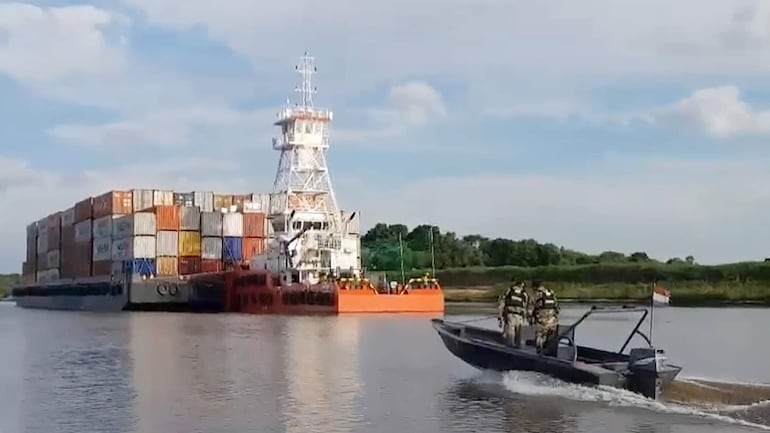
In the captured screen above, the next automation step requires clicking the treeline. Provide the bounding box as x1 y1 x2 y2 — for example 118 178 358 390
0 273 19 298
361 223 770 287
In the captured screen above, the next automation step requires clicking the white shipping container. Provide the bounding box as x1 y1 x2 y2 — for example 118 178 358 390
36 269 59 284
194 191 214 213
153 189 173 206
112 236 156 260
156 231 179 256
245 193 270 213
74 219 92 243
46 249 60 269
92 215 117 238
201 237 223 259
201 212 223 237
61 208 75 226
92 237 112 262
37 230 48 252
132 189 154 211
113 212 156 239
180 206 201 231
222 213 244 237
37 217 47 234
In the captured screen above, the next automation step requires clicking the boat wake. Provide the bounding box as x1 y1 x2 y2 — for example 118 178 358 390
479 370 770 431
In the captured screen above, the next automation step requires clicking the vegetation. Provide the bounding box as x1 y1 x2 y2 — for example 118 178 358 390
0 273 19 298
362 223 770 306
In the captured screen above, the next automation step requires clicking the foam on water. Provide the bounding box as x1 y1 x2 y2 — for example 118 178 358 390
491 370 770 431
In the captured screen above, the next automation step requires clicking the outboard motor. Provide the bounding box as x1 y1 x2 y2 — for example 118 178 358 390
627 347 669 399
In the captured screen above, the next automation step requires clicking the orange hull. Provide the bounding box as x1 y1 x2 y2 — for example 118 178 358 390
222 268 445 315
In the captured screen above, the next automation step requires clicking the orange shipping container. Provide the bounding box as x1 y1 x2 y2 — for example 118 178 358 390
242 237 265 261
201 259 222 273
178 256 202 275
155 205 181 231
156 257 178 276
242 213 266 238
93 191 133 219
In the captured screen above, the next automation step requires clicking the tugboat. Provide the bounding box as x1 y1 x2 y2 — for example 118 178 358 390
215 52 445 315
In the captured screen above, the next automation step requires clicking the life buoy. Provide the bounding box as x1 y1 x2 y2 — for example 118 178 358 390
157 284 169 296
168 284 179 296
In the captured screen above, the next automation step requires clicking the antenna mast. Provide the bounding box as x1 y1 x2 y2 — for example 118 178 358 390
295 51 317 109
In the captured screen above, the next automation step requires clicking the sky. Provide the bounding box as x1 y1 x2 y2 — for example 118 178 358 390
2 0 770 272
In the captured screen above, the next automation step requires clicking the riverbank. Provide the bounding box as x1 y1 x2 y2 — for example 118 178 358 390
442 283 770 307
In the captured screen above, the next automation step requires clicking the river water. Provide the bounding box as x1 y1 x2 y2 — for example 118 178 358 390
0 302 769 433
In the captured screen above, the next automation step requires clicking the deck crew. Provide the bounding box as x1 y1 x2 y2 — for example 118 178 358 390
531 281 560 353
497 281 529 348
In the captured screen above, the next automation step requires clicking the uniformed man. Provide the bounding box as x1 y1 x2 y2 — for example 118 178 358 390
531 281 560 353
497 281 529 348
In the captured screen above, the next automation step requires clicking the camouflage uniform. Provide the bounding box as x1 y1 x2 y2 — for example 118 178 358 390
532 285 560 353
498 283 529 348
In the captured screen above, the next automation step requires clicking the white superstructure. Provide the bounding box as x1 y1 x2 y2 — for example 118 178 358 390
251 52 361 284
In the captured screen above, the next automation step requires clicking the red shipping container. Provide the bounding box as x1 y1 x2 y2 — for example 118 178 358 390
93 191 133 219
74 197 93 223
242 212 266 237
179 256 202 275
46 225 61 252
201 259 223 273
155 205 180 231
242 237 265 261
92 260 112 277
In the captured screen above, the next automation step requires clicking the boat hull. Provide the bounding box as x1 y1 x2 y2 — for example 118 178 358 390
14 293 127 312
431 318 681 399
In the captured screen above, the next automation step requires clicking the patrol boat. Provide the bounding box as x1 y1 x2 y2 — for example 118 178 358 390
431 305 682 400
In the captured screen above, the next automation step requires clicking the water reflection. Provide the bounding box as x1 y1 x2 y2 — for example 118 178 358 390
19 311 135 433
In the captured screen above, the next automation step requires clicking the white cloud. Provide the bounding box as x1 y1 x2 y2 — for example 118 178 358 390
0 3 128 85
650 86 770 138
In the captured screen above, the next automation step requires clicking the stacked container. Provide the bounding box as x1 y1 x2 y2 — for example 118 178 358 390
242 209 266 262
36 213 62 283
201 211 223 272
73 197 94 278
222 210 244 266
155 204 180 276
178 200 202 275
92 191 133 276
59 207 75 279
23 222 37 283
112 211 157 278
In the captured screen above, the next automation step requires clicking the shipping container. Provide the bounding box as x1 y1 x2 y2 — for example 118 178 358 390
155 205 180 231
180 206 201 231
46 212 61 229
112 236 156 260
112 212 156 239
61 207 75 226
243 238 265 261
36 269 60 283
179 231 201 256
36 252 46 271
201 259 223 273
223 237 244 263
92 260 111 277
61 235 91 279
244 193 270 213
45 249 60 269
156 257 178 276
92 215 117 239
74 197 93 223
341 210 360 234
231 194 251 211
37 230 48 253
74 219 92 243
173 192 194 207
201 237 222 260
193 191 214 213
61 225 75 245
26 222 37 240
242 213 266 238
156 231 179 256
93 190 133 219
213 194 233 211
179 256 202 275
132 189 154 211
200 212 223 237
222 213 244 237
46 224 61 251
121 258 156 277
92 237 112 262
153 190 174 206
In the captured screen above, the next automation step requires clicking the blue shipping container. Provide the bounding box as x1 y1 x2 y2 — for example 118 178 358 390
122 258 157 277
223 237 244 263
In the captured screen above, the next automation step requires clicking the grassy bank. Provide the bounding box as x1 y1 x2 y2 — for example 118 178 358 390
388 262 770 307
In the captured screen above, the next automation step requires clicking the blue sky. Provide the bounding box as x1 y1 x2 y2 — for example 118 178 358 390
2 0 770 271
